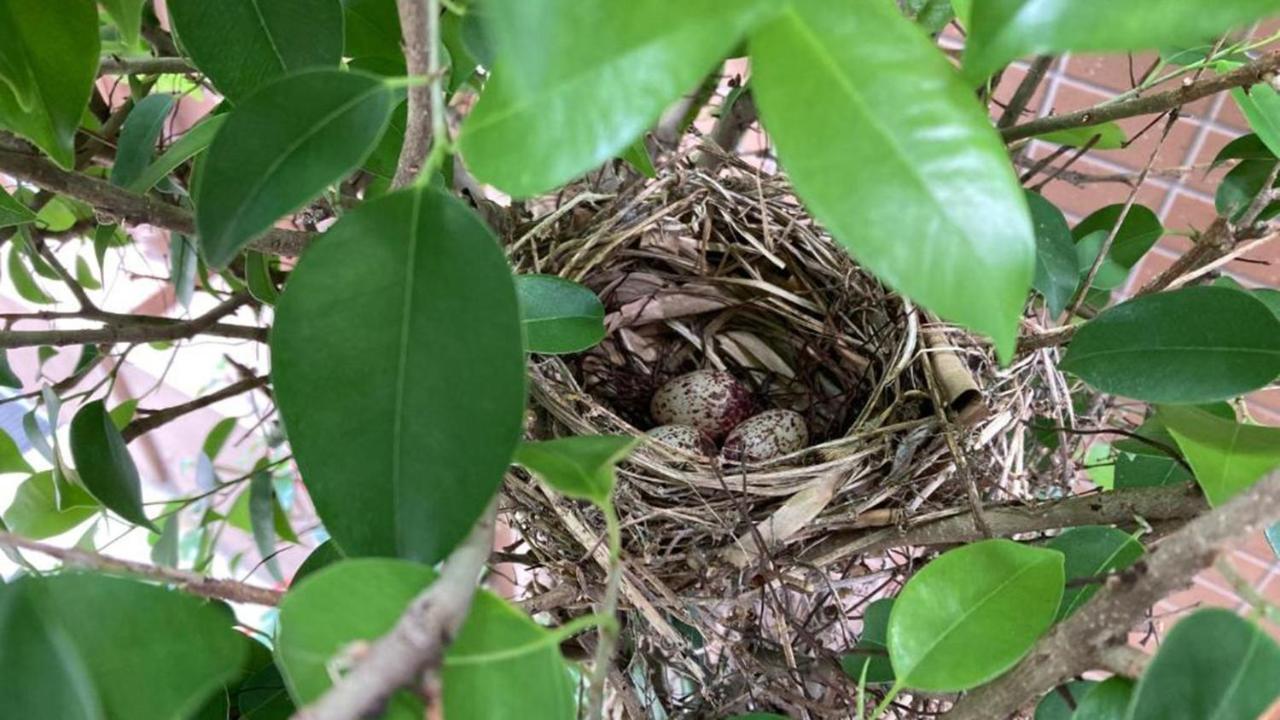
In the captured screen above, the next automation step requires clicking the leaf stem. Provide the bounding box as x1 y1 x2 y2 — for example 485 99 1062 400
586 498 623 720
869 679 903 719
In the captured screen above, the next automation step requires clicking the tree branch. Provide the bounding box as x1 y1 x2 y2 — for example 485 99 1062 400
0 530 283 606
998 55 1054 129
1001 50 1280 143
803 484 1207 567
123 375 269 443
0 135 311 257
392 0 434 188
293 502 497 720
945 470 1280 720
98 56 196 76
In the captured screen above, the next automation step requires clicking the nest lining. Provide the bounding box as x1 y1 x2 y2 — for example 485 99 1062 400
499 155 1064 717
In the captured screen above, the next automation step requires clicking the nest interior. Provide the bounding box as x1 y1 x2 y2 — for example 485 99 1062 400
501 157 1054 717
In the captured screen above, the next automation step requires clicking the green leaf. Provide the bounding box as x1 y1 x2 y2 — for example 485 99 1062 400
515 274 607 354
1216 157 1280 222
74 256 100 291
1061 286 1280 404
127 114 227 194
514 435 637 507
0 351 22 389
1026 191 1078 316
1114 453 1193 489
293 540 345 584
69 400 156 531
276 559 575 720
962 0 1280 85
0 0 99 167
342 0 403 63
0 427 31 474
840 597 895 685
887 539 1063 691
1073 204 1163 274
1 574 247 720
100 0 146 47
1211 133 1273 170
0 185 36 228
1233 84 1280 159
1046 526 1144 620
459 0 770 196
109 94 176 189
167 0 345 102
248 470 281 581
1074 676 1133 720
272 186 526 562
150 512 180 568
1034 680 1097 720
1037 122 1127 150
195 69 395 268
203 417 239 460
2 471 98 539
1127 608 1280 720
245 250 279 305
750 0 1034 359
0 580 103 720
620 137 657 178
8 240 54 304
1158 404 1280 506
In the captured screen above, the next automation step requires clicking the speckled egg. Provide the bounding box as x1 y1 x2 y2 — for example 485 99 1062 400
646 424 716 457
721 409 808 464
650 370 754 441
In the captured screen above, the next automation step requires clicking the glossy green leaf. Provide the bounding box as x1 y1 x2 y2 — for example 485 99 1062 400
0 351 21 389
276 559 574 720
621 137 657 178
69 400 156 531
1027 191 1078 316
840 597 895 685
0 580 103 720
962 0 1280 85
1114 453 1193 489
514 435 637 507
751 0 1034 359
1 574 247 720
1061 287 1280 403
887 539 1063 691
1216 157 1280 222
167 0 344 102
8 241 54 304
516 274 607 354
342 0 402 62
74 256 100 291
293 540 345 584
273 186 525 562
460 0 770 196
110 94 176 189
0 427 31 474
1073 204 1163 274
1233 84 1280 159
1211 133 1273 170
1159 404 1280 506
1046 526 1144 620
0 185 36 228
101 0 146 47
2 471 98 539
1075 677 1133 720
248 470 281 580
1037 122 1127 150
1127 608 1280 720
196 70 395 268
127 114 227 194
245 250 279 305
203 417 239 460
0 0 99 167
1035 680 1097 720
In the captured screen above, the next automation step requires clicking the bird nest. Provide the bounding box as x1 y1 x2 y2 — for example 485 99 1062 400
499 154 1066 717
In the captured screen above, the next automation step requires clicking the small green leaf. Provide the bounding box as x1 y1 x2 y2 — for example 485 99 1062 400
0 0 100 167
1114 453 1193 489
516 274 606 354
0 351 22 389
751 0 1034 359
460 0 770 196
127 114 227 195
1216 157 1280 222
150 513 180 568
8 241 54 304
195 69 395 268
167 0 345 102
100 0 146 47
1073 204 1163 275
73 256 100 291
245 251 279 305
514 435 638 507
620 137 657 178
1046 526 1144 620
1034 680 1097 720
1074 676 1133 720
0 185 36 228
1026 191 1078 316
1061 286 1280 404
1128 609 1280 720
887 539 1063 691
840 597 895 685
1158 405 1280 506
2 471 98 539
272 186 526 562
204 417 239 460
962 0 1280 85
293 540 345 584
69 400 156 531
110 94 176 189
1211 133 1273 170
108 399 138 430
248 470 281 581
1233 84 1280 159
276 559 575 720
1037 122 1127 150
0 428 31 474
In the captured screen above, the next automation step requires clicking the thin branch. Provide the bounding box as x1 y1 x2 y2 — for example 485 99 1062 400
123 375 269 443
945 470 1280 719
0 292 263 349
1001 50 1280 144
803 484 1207 567
998 55 1054 129
392 0 434 188
98 56 196 76
0 134 311 257
293 502 497 720
0 530 283 606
